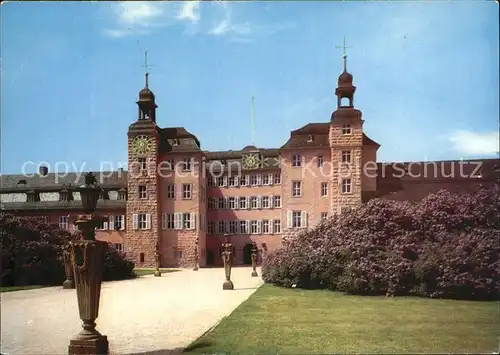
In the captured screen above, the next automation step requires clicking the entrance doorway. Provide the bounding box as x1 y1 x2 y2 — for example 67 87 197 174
243 244 253 265
206 249 214 266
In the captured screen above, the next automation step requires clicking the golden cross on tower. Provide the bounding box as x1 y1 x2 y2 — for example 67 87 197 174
335 37 352 71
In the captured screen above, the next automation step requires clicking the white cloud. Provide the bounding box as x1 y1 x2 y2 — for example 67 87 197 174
177 1 201 22
448 130 499 156
104 2 167 38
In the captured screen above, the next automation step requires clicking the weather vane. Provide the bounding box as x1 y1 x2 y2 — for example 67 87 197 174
335 36 352 71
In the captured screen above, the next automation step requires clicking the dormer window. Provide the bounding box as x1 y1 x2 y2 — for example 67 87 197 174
173 139 180 146
118 189 127 201
341 124 352 135
17 179 27 186
26 190 40 203
59 189 73 202
307 135 314 143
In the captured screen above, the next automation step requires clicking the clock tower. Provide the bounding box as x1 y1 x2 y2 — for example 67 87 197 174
125 64 161 267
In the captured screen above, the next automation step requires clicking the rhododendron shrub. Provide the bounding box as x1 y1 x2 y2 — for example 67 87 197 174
262 185 500 300
0 213 135 287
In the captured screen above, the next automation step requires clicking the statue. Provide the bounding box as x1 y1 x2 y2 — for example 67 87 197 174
221 234 234 290
251 242 258 277
154 241 161 277
193 237 199 271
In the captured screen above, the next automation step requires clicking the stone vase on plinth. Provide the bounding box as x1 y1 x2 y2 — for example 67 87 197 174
63 249 75 289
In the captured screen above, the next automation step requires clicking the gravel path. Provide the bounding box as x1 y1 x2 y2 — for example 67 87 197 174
1 267 263 355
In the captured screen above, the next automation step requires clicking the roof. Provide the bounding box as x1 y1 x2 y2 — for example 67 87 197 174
1 199 126 212
281 122 380 149
0 171 127 193
157 126 201 152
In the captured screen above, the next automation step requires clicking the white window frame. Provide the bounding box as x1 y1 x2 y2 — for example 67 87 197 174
182 184 192 200
341 124 352 135
167 184 175 199
273 195 281 208
273 219 281 234
292 181 302 197
250 196 258 209
59 216 68 230
229 197 237 209
261 196 270 209
317 155 324 168
341 178 352 194
239 196 247 209
341 150 352 163
138 185 147 199
273 173 281 185
182 157 192 171
262 219 270 234
321 182 328 197
250 175 258 186
292 153 301 167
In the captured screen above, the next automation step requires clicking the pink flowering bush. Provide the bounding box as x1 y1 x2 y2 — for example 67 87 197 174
0 213 135 287
262 185 500 300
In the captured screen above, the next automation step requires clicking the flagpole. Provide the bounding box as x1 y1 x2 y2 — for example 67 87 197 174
251 96 255 146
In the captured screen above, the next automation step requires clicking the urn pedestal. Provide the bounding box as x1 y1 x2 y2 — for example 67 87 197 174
251 243 258 277
68 219 109 355
221 236 234 290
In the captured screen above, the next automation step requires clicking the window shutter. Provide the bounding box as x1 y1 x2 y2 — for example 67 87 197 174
109 215 115 230
234 196 239 209
161 213 167 230
121 215 126 230
246 197 251 210
268 173 273 185
257 220 262 234
191 213 196 230
270 221 274 234
287 211 293 228
132 214 139 230
245 175 250 186
174 213 181 230
223 197 228 209
103 218 108 230
256 174 262 186
223 176 228 187
301 211 308 228
235 176 239 186
146 214 151 230
257 196 262 209
246 220 250 232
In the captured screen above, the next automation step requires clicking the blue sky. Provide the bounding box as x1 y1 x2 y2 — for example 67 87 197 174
1 1 499 174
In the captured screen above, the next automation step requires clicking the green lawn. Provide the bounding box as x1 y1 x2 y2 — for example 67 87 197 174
185 284 499 354
133 268 180 277
0 285 45 293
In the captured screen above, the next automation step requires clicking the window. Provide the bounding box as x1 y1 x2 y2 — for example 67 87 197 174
262 220 270 234
229 197 237 209
341 179 352 194
341 207 353 214
262 174 270 185
218 197 226 209
317 155 324 168
167 184 175 199
166 158 175 170
207 176 215 187
250 196 258 209
273 219 281 234
228 176 237 187
307 134 314 142
183 213 192 229
273 195 281 208
175 250 183 259
292 181 302 197
208 221 216 235
59 216 68 230
140 253 145 263
341 150 351 163
240 220 249 234
207 197 215 210
113 215 125 230
261 196 270 208
138 214 149 229
218 221 226 234
182 184 192 199
341 124 352 135
138 185 147 199
217 177 224 187
182 157 192 171
292 153 301 167
229 220 238 234
167 214 174 229
114 243 123 252
250 175 258 186
118 189 127 201
292 211 302 228
173 139 180 146
321 212 328 220
273 173 281 185
250 220 258 234
138 157 147 170
239 196 247 209
321 182 328 197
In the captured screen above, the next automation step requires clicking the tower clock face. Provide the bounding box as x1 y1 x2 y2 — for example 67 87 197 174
242 154 261 170
131 136 155 155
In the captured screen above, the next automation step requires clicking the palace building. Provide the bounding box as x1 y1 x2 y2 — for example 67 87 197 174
2 55 498 268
